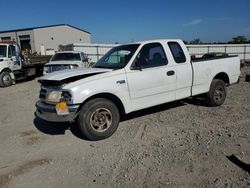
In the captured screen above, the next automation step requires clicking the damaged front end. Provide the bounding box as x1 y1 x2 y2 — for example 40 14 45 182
36 85 78 122
35 69 109 122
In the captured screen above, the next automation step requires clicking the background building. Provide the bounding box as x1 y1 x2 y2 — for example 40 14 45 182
0 24 91 54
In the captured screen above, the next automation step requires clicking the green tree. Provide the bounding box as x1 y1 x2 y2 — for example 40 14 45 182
229 36 248 44
189 38 202 44
183 40 188 44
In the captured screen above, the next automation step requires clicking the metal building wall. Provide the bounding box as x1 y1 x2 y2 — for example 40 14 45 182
0 30 35 52
33 25 91 54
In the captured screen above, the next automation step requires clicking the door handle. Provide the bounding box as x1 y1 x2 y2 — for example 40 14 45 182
167 70 175 76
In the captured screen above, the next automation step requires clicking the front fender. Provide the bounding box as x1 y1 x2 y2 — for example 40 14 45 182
65 71 132 114
72 85 131 114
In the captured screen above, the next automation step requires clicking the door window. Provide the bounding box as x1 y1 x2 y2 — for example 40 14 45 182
133 43 167 68
168 42 186 63
8 45 16 58
10 45 16 56
8 46 12 58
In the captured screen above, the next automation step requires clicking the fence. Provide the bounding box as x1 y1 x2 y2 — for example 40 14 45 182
63 43 117 63
63 43 250 63
186 44 250 60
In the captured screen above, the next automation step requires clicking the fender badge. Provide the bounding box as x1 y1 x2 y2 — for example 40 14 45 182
116 80 126 84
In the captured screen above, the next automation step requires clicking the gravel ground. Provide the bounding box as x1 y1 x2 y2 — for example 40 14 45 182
0 67 249 188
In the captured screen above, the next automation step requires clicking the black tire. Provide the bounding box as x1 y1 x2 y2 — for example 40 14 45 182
0 71 12 87
206 79 227 106
77 98 120 141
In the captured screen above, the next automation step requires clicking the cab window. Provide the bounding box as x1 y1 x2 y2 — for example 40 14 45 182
8 46 12 58
133 43 167 68
168 42 186 63
8 45 16 58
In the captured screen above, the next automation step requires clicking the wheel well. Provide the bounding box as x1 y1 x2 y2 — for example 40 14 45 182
213 72 229 85
0 68 12 74
77 93 126 116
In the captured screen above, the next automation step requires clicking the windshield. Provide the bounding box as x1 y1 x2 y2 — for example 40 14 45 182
93 44 140 69
0 45 7 58
51 53 81 61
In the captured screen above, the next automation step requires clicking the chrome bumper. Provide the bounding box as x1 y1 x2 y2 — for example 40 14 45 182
35 101 79 122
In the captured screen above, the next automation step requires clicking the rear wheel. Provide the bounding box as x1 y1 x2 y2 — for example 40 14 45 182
78 98 120 140
0 71 12 87
207 79 227 106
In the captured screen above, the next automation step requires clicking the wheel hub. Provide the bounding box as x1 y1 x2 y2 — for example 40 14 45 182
90 108 112 132
2 74 11 85
214 86 225 102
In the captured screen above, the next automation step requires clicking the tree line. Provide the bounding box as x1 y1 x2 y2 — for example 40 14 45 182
184 36 250 44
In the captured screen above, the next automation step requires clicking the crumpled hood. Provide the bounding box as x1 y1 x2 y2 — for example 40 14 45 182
40 68 111 81
38 68 112 86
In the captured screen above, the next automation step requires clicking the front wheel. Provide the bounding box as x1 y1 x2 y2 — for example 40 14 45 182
206 79 227 106
0 71 13 87
77 98 120 140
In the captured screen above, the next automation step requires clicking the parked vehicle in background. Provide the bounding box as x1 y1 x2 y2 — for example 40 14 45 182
43 51 89 74
36 39 240 140
0 42 49 87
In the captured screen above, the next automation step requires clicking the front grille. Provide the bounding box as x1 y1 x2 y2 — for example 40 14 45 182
48 65 71 73
39 88 47 100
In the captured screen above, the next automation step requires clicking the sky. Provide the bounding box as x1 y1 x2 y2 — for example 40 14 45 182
0 0 250 43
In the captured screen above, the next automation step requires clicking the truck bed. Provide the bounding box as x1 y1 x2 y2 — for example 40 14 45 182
192 55 238 63
191 55 240 96
22 55 52 68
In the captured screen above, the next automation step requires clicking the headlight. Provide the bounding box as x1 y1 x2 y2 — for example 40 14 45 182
46 91 62 103
46 90 72 104
43 66 49 74
70 65 78 69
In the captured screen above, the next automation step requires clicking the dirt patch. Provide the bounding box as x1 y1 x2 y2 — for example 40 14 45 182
0 67 249 187
0 159 50 188
20 130 45 145
20 130 37 137
25 136 43 145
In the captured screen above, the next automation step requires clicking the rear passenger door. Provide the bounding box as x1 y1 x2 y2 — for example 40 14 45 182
125 42 177 111
168 42 193 99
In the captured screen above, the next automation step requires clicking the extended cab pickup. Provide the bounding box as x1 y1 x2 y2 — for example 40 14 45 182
36 39 240 140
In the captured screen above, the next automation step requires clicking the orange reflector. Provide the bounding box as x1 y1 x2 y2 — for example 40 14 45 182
56 102 69 115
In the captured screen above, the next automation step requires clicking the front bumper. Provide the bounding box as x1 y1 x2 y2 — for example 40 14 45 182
35 101 79 122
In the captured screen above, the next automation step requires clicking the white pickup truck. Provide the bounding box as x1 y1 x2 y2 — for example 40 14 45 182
43 51 89 74
36 39 240 140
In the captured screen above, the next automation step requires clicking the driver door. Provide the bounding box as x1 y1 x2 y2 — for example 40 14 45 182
125 42 176 111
